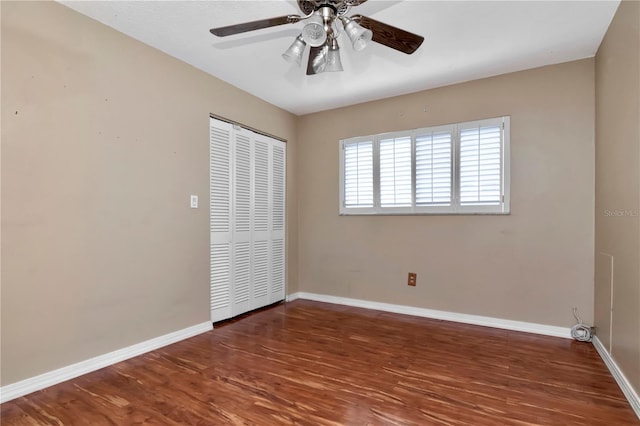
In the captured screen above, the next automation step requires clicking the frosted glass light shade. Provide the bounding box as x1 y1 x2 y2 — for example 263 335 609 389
310 46 328 74
343 17 372 51
302 13 327 47
282 34 307 66
325 40 343 72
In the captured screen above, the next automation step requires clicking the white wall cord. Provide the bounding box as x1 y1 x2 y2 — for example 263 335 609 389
571 307 593 342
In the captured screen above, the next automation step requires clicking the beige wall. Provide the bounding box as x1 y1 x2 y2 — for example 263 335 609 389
595 0 640 394
297 59 595 328
3 0 633 395
0 1 297 386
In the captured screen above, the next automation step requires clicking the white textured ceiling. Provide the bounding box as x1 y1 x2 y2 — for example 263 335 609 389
59 0 619 115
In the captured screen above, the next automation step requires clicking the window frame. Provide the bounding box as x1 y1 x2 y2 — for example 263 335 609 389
339 116 511 216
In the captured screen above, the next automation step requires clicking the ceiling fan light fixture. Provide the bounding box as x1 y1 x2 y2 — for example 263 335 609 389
282 34 307 66
209 1 425 77
311 45 328 74
341 17 372 51
324 38 343 72
301 12 327 47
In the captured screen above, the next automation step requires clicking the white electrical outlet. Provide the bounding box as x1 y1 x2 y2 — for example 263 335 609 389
190 195 198 208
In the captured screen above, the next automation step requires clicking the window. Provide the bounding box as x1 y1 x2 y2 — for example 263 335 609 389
339 116 510 215
343 138 373 208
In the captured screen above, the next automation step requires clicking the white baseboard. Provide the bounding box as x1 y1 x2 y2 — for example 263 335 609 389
285 292 301 302
0 321 213 404
592 336 640 419
287 292 571 339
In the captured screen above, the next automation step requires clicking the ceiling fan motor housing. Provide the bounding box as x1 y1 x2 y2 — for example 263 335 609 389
298 1 349 17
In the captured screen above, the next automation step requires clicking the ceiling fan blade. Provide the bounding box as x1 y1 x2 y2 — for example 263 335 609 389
306 45 327 75
210 15 301 37
351 14 424 54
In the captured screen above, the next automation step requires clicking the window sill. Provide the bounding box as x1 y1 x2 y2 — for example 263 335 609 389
339 210 511 216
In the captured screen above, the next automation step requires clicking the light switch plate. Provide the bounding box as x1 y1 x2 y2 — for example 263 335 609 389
190 195 198 208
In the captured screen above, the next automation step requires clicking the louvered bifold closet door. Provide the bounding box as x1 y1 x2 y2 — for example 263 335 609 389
251 134 271 309
232 127 253 317
210 117 287 322
210 119 233 322
270 141 286 303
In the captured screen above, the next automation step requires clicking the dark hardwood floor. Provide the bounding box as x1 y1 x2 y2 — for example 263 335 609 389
2 300 638 425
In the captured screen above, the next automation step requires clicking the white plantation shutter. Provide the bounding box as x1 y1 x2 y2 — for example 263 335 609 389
459 120 504 207
343 140 374 208
380 135 412 207
339 116 509 215
416 130 452 206
210 117 286 322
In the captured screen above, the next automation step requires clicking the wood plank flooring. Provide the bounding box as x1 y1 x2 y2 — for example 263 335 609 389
2 300 638 425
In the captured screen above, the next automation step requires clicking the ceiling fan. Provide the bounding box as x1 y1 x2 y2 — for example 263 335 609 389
209 0 424 75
